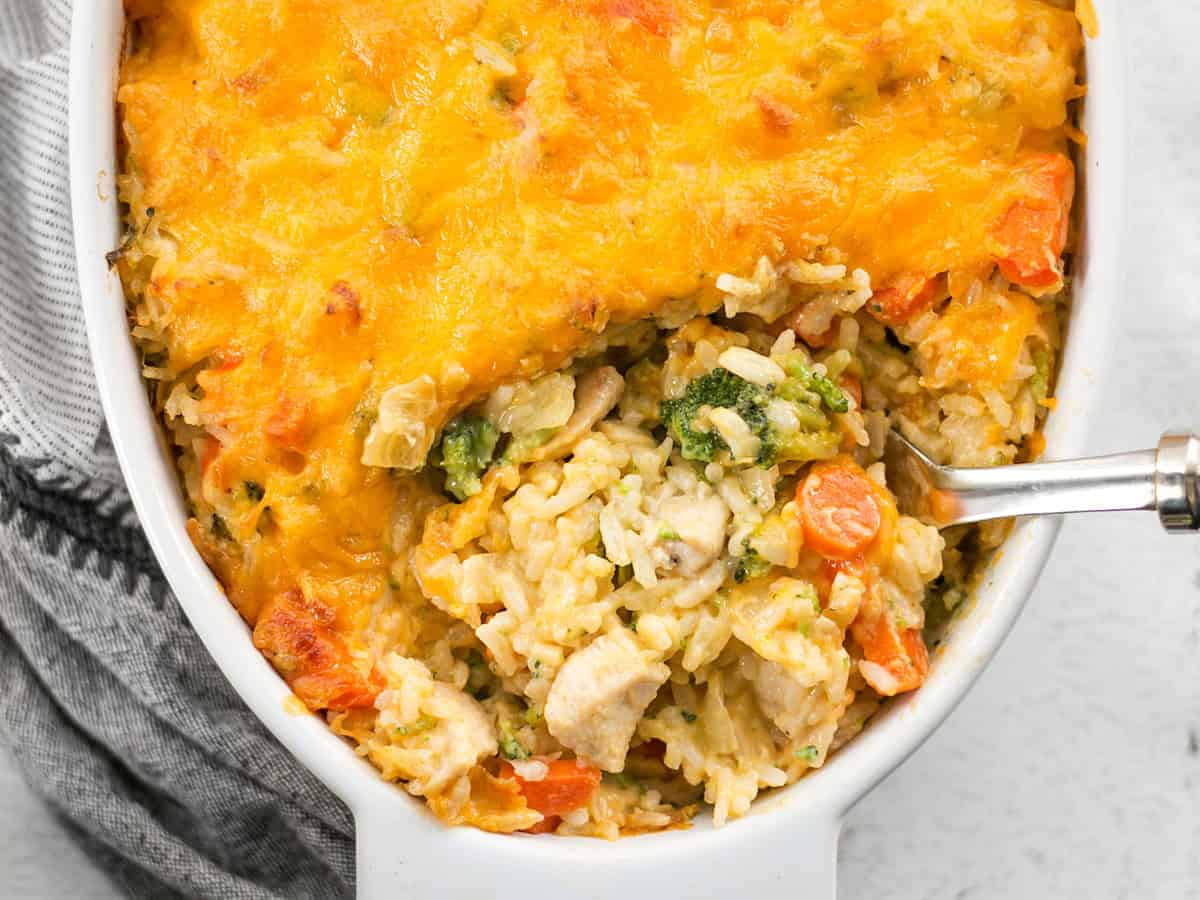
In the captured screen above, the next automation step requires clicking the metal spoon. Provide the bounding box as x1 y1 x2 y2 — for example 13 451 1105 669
883 430 1200 532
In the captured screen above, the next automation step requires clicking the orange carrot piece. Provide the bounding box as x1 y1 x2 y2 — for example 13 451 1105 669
779 307 836 349
867 273 939 326
326 281 362 327
606 0 677 35
522 815 561 835
797 461 883 559
755 92 799 135
212 348 243 371
991 152 1075 293
851 598 929 697
500 759 602 817
265 398 311 450
199 435 222 474
839 373 863 408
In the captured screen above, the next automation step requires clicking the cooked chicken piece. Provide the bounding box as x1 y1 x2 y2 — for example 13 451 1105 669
740 653 827 740
532 366 625 462
377 656 497 796
416 686 498 794
544 629 670 771
656 493 730 575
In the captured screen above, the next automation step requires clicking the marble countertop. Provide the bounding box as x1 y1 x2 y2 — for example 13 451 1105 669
3 4 1197 898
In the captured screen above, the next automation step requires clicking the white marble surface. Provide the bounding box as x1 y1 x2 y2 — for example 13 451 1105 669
2 5 1198 899
0 744 118 898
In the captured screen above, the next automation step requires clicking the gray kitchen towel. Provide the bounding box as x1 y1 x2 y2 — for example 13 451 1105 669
0 3 355 897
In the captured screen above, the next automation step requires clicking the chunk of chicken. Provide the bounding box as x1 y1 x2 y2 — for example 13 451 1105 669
532 366 625 462
741 654 825 739
376 656 497 796
656 493 729 575
544 630 670 771
424 687 499 792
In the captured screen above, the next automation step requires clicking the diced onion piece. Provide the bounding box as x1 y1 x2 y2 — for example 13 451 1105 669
471 36 517 76
484 372 576 437
362 375 439 469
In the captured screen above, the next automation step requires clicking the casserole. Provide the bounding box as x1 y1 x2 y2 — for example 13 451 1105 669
70 2 1124 895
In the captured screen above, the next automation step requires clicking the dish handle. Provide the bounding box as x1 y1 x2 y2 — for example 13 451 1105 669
355 808 841 900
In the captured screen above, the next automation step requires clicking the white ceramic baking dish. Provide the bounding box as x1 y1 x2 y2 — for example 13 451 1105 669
69 6 1124 897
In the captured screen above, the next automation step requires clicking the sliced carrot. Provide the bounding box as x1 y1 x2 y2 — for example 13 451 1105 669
265 397 311 450
199 435 222 474
867 273 939 326
213 348 243 371
605 0 677 35
500 758 602 817
797 461 883 559
780 307 836 349
755 91 799 135
839 373 863 408
522 815 561 835
850 593 929 697
326 281 362 328
991 152 1075 293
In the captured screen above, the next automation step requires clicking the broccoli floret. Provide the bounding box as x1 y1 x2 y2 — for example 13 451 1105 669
794 745 819 764
660 367 775 465
210 513 233 542
602 771 639 790
775 428 842 464
464 649 492 700
498 720 530 760
1030 347 1051 405
395 715 437 737
432 414 499 501
779 357 849 414
733 549 773 583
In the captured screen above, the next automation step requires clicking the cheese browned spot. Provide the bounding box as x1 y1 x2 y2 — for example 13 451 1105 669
252 590 383 710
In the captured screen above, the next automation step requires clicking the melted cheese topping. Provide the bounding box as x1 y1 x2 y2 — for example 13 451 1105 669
117 0 1081 701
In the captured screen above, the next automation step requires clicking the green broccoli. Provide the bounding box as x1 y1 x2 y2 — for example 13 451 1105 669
395 715 437 737
1030 347 1051 406
210 513 233 542
660 368 776 465
498 720 530 760
778 356 849 414
602 772 639 790
464 649 492 700
794 745 819 764
733 549 773 583
432 414 499 501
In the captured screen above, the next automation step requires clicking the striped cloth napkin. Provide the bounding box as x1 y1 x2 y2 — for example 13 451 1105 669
0 2 353 896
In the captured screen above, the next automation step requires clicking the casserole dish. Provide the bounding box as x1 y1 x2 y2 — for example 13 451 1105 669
69 3 1124 896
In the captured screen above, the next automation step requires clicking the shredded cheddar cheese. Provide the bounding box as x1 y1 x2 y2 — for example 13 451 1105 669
114 0 1084 774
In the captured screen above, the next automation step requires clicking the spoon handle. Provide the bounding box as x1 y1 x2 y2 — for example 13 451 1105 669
1154 433 1200 531
931 433 1200 531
